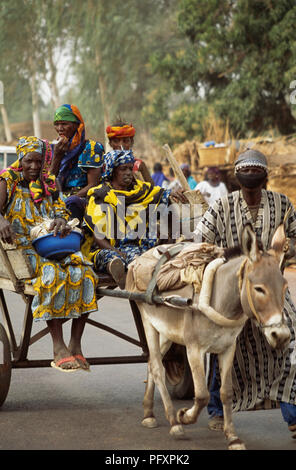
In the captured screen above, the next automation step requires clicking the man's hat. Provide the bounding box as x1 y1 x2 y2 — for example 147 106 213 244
234 149 268 173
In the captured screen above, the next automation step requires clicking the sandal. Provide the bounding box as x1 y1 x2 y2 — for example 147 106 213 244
74 354 90 372
50 355 80 373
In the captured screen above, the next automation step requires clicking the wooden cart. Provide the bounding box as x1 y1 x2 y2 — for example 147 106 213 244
0 241 194 408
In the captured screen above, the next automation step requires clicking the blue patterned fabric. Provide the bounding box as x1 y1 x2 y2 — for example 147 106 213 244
101 149 135 181
59 139 105 190
94 241 155 272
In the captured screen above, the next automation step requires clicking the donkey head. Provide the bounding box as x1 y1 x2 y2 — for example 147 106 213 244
240 224 290 349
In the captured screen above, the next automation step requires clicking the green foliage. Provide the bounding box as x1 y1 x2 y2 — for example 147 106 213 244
0 0 296 146
148 0 296 140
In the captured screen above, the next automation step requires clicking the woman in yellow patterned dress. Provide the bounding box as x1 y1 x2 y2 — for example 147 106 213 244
0 136 98 372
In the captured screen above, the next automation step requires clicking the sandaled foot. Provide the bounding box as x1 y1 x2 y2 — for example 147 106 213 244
107 258 126 289
289 424 296 439
208 415 224 431
50 355 80 373
74 354 90 372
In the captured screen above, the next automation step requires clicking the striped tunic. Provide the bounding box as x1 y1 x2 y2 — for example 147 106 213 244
194 190 296 410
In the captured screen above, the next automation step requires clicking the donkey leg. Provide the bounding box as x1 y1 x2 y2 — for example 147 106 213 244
141 317 184 438
177 345 209 425
218 345 246 450
142 368 158 429
142 335 172 429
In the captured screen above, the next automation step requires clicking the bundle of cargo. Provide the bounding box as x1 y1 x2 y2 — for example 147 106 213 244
239 135 296 205
172 139 237 173
172 140 199 172
197 143 232 168
238 134 296 167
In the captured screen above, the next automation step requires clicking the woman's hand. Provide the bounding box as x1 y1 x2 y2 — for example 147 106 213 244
0 216 15 244
54 136 69 160
49 218 72 238
50 137 70 177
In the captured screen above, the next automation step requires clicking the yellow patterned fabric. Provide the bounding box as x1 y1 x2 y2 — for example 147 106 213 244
0 173 98 321
4 136 57 203
83 179 168 261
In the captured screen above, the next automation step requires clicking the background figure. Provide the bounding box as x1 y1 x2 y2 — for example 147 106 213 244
195 166 228 205
167 168 182 191
50 104 105 222
151 162 169 189
180 163 197 189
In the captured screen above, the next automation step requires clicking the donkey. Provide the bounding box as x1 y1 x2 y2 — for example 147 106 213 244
134 224 291 450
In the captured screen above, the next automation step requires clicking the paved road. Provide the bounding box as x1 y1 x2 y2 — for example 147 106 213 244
0 270 296 453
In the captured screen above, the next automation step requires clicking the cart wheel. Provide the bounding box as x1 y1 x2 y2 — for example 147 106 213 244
164 344 194 399
0 323 11 407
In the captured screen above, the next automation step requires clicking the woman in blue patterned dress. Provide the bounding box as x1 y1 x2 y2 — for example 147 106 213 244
0 136 98 372
50 104 105 222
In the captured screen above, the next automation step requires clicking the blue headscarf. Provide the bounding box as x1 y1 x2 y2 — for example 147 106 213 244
101 150 135 181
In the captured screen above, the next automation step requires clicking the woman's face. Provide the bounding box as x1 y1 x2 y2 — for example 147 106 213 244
21 152 43 181
109 137 134 150
54 120 79 139
112 163 134 190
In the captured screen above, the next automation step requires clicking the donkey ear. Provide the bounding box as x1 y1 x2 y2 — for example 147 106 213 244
270 224 287 269
241 224 260 262
270 224 286 255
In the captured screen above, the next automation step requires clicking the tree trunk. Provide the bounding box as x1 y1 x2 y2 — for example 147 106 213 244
0 105 12 142
47 45 61 109
30 72 41 138
95 47 111 149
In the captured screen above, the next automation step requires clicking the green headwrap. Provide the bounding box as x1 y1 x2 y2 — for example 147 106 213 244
53 104 80 123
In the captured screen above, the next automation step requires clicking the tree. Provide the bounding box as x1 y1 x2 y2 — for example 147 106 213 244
148 0 296 141
0 0 75 138
64 0 179 144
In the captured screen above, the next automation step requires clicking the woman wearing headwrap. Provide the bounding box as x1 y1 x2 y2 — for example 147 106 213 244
83 149 187 288
0 136 98 372
106 120 135 151
51 104 105 222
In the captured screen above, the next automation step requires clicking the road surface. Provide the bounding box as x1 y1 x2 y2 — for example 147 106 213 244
0 269 296 454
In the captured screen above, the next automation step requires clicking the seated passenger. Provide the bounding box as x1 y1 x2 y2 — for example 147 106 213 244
83 149 187 288
0 136 98 372
50 104 105 222
106 120 135 151
106 120 154 185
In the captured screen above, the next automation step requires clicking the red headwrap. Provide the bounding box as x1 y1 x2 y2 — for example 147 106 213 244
106 124 135 139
